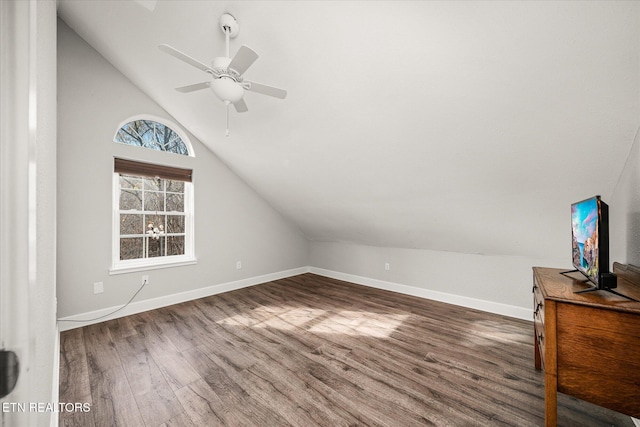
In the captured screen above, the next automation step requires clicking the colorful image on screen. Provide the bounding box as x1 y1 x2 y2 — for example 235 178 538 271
571 197 599 282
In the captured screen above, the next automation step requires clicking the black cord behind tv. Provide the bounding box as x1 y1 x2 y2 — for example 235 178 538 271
561 195 637 301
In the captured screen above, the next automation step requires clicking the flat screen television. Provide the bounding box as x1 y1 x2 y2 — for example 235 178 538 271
567 196 638 300
571 195 609 287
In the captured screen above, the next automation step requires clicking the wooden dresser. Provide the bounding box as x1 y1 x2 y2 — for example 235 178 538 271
533 263 640 426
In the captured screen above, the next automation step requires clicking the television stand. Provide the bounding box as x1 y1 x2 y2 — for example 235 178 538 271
574 285 639 302
559 269 638 301
559 269 587 280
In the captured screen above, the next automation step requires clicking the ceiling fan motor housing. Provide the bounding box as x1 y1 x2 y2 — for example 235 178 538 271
209 56 244 103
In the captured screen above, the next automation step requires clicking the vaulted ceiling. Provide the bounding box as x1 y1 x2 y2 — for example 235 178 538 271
57 1 639 260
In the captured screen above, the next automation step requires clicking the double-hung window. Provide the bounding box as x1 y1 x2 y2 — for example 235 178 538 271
111 118 195 273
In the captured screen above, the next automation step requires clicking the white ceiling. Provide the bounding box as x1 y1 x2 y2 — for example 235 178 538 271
57 1 639 259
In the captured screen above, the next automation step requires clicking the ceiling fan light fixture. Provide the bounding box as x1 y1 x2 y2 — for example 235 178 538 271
210 77 244 103
159 11 287 134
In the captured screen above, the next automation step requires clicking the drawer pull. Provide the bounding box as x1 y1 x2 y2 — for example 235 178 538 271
534 302 543 316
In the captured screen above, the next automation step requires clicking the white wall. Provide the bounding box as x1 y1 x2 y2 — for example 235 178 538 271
0 1 58 426
310 241 565 319
610 0 640 268
610 128 640 266
56 20 309 321
608 103 640 427
310 133 640 319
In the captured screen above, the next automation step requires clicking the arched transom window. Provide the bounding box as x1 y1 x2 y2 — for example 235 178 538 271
114 119 190 156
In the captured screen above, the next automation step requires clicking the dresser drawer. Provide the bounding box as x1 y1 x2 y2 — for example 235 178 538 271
533 279 545 368
534 307 545 368
533 284 544 325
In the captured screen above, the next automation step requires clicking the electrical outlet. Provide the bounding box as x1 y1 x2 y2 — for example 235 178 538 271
93 282 104 294
384 263 390 271
236 261 242 270
142 275 149 286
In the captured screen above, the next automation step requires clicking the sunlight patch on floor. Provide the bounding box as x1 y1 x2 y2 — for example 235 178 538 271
465 319 528 346
217 307 327 330
308 311 409 338
216 306 408 337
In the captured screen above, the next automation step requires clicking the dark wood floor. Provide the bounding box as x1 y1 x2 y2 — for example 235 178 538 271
59 273 634 426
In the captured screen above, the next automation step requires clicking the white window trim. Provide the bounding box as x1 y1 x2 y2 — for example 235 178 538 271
110 165 196 275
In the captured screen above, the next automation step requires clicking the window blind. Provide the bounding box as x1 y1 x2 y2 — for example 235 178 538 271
114 158 192 182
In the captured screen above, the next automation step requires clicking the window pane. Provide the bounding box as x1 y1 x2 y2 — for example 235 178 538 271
114 120 189 156
120 175 142 190
166 215 184 233
145 214 165 234
115 129 145 147
166 180 184 193
120 214 143 235
167 236 185 256
166 193 184 212
120 237 144 260
144 191 165 211
120 189 142 210
147 236 165 258
143 177 162 191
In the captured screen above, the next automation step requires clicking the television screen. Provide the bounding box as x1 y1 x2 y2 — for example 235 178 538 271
571 196 605 285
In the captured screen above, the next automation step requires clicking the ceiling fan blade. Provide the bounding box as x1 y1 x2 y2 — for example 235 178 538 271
233 98 249 113
158 44 212 73
244 81 287 99
175 82 210 93
228 45 259 76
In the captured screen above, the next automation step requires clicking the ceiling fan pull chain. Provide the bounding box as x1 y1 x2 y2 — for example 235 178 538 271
225 102 230 137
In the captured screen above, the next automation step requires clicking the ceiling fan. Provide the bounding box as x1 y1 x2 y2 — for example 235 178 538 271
159 13 287 135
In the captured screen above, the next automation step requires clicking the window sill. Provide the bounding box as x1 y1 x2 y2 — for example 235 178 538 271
109 257 197 275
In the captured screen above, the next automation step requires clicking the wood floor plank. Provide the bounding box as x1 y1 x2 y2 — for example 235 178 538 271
117 312 201 392
174 378 229 426
153 350 202 393
104 316 138 341
180 347 291 426
83 322 122 373
112 333 184 426
195 345 325 427
60 273 635 426
157 411 196 427
59 328 95 427
88 365 145 427
145 304 203 352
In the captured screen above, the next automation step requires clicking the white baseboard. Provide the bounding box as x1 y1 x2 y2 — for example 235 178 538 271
58 265 532 332
308 267 532 321
57 267 309 331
